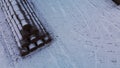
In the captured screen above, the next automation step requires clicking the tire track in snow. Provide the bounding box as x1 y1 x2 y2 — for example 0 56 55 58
31 0 79 68
0 23 15 68
0 9 17 68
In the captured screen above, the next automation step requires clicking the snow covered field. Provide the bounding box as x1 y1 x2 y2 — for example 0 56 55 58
0 0 120 68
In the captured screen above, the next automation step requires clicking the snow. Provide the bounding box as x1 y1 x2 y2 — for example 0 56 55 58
1 0 120 68
0 9 15 68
